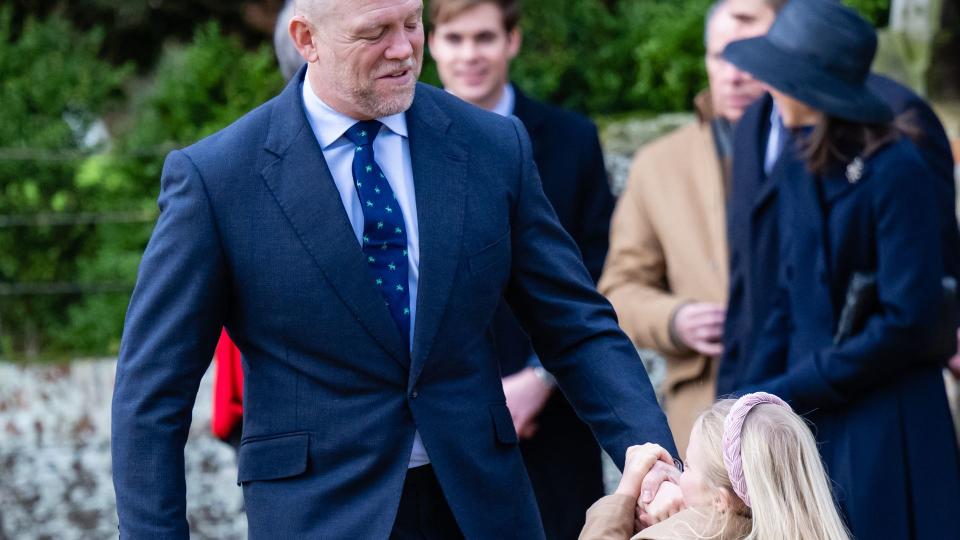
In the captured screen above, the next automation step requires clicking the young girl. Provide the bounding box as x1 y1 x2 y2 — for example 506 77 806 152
579 392 849 540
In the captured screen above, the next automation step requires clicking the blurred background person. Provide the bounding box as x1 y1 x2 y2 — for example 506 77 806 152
599 1 765 457
428 0 616 537
723 0 960 537
717 0 959 399
274 0 306 80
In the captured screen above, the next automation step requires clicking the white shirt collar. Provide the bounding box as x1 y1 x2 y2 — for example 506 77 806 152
491 83 515 117
443 83 515 117
302 75 408 149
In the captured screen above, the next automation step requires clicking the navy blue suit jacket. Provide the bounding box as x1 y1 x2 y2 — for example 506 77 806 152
718 74 958 395
111 70 674 539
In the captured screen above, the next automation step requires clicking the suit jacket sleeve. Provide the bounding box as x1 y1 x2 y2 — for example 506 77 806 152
760 155 943 410
503 116 677 464
598 151 689 357
111 149 228 539
573 125 616 283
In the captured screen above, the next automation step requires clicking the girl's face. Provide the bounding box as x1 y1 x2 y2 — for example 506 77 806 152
678 425 722 510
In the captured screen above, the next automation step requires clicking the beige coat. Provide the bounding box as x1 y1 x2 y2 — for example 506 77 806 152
578 494 751 540
598 91 728 455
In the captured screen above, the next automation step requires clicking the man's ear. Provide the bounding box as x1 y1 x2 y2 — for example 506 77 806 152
290 16 319 63
506 26 522 60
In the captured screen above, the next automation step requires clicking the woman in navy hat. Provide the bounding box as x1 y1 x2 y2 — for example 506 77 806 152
722 0 960 537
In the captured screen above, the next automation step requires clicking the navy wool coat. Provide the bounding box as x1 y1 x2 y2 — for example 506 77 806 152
748 136 960 539
718 74 959 396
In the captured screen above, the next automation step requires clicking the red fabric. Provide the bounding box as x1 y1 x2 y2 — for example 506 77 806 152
211 329 244 440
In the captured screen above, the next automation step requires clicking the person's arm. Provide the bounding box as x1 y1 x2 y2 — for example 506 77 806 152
579 444 676 540
597 152 691 357
111 149 228 538
579 494 638 540
758 156 943 410
502 116 677 464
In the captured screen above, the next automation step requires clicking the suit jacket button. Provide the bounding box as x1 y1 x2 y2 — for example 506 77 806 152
410 390 419 399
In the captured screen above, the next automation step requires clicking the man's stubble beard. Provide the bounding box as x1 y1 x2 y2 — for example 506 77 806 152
337 58 420 118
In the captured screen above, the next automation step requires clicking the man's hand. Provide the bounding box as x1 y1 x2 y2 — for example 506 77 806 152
614 444 674 500
949 328 960 379
672 302 725 357
636 481 685 528
503 367 553 439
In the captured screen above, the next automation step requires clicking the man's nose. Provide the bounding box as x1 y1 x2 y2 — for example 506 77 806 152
384 30 415 60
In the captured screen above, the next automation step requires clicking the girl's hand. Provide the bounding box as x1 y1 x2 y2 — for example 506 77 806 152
637 481 685 527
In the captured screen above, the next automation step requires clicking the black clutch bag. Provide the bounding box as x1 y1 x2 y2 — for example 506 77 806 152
833 271 959 360
833 272 877 345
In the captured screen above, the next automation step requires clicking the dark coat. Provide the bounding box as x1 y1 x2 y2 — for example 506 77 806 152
110 70 674 539
718 74 959 395
748 136 960 539
491 87 614 540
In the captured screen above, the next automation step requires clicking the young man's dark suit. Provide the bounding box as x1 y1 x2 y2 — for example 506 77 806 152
718 73 959 395
491 86 615 540
111 67 674 539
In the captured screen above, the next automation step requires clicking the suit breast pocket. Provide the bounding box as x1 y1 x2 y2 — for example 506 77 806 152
466 230 511 277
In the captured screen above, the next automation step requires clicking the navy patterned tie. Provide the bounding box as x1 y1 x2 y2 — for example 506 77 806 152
345 120 411 345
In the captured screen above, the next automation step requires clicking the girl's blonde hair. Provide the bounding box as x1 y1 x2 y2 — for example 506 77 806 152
694 399 851 540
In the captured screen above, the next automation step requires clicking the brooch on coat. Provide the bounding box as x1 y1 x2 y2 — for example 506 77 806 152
845 157 864 184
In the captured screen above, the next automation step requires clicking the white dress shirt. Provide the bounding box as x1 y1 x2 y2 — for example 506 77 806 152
491 83 516 118
301 77 429 468
764 102 785 176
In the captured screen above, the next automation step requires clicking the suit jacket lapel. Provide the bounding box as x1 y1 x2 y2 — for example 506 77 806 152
259 70 409 368
405 86 468 387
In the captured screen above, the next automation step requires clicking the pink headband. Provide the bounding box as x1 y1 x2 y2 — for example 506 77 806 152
721 392 792 508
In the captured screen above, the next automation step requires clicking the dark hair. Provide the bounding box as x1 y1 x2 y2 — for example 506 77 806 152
801 115 910 175
428 0 521 32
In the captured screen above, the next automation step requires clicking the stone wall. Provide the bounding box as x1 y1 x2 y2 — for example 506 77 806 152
0 360 246 540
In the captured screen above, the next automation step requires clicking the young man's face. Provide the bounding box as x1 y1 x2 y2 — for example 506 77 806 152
724 0 777 38
428 2 521 111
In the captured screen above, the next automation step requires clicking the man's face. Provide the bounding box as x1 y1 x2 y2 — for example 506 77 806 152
300 0 424 119
723 0 777 38
706 7 764 122
428 2 520 111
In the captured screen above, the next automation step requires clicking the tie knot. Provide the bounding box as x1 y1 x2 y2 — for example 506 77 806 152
345 120 382 147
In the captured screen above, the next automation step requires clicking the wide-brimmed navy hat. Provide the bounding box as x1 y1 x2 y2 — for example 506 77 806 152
723 0 893 124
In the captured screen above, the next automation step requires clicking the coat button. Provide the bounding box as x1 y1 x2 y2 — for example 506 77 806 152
410 390 419 399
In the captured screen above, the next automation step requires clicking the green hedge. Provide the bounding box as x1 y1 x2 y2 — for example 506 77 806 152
3 1 889 359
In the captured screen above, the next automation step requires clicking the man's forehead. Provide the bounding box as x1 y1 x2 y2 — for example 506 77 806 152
724 0 768 20
706 5 738 53
433 4 506 35
330 0 422 26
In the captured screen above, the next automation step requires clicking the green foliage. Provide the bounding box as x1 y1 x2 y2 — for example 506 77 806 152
2 16 283 360
55 22 285 359
845 0 891 27
423 0 714 115
0 6 130 359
